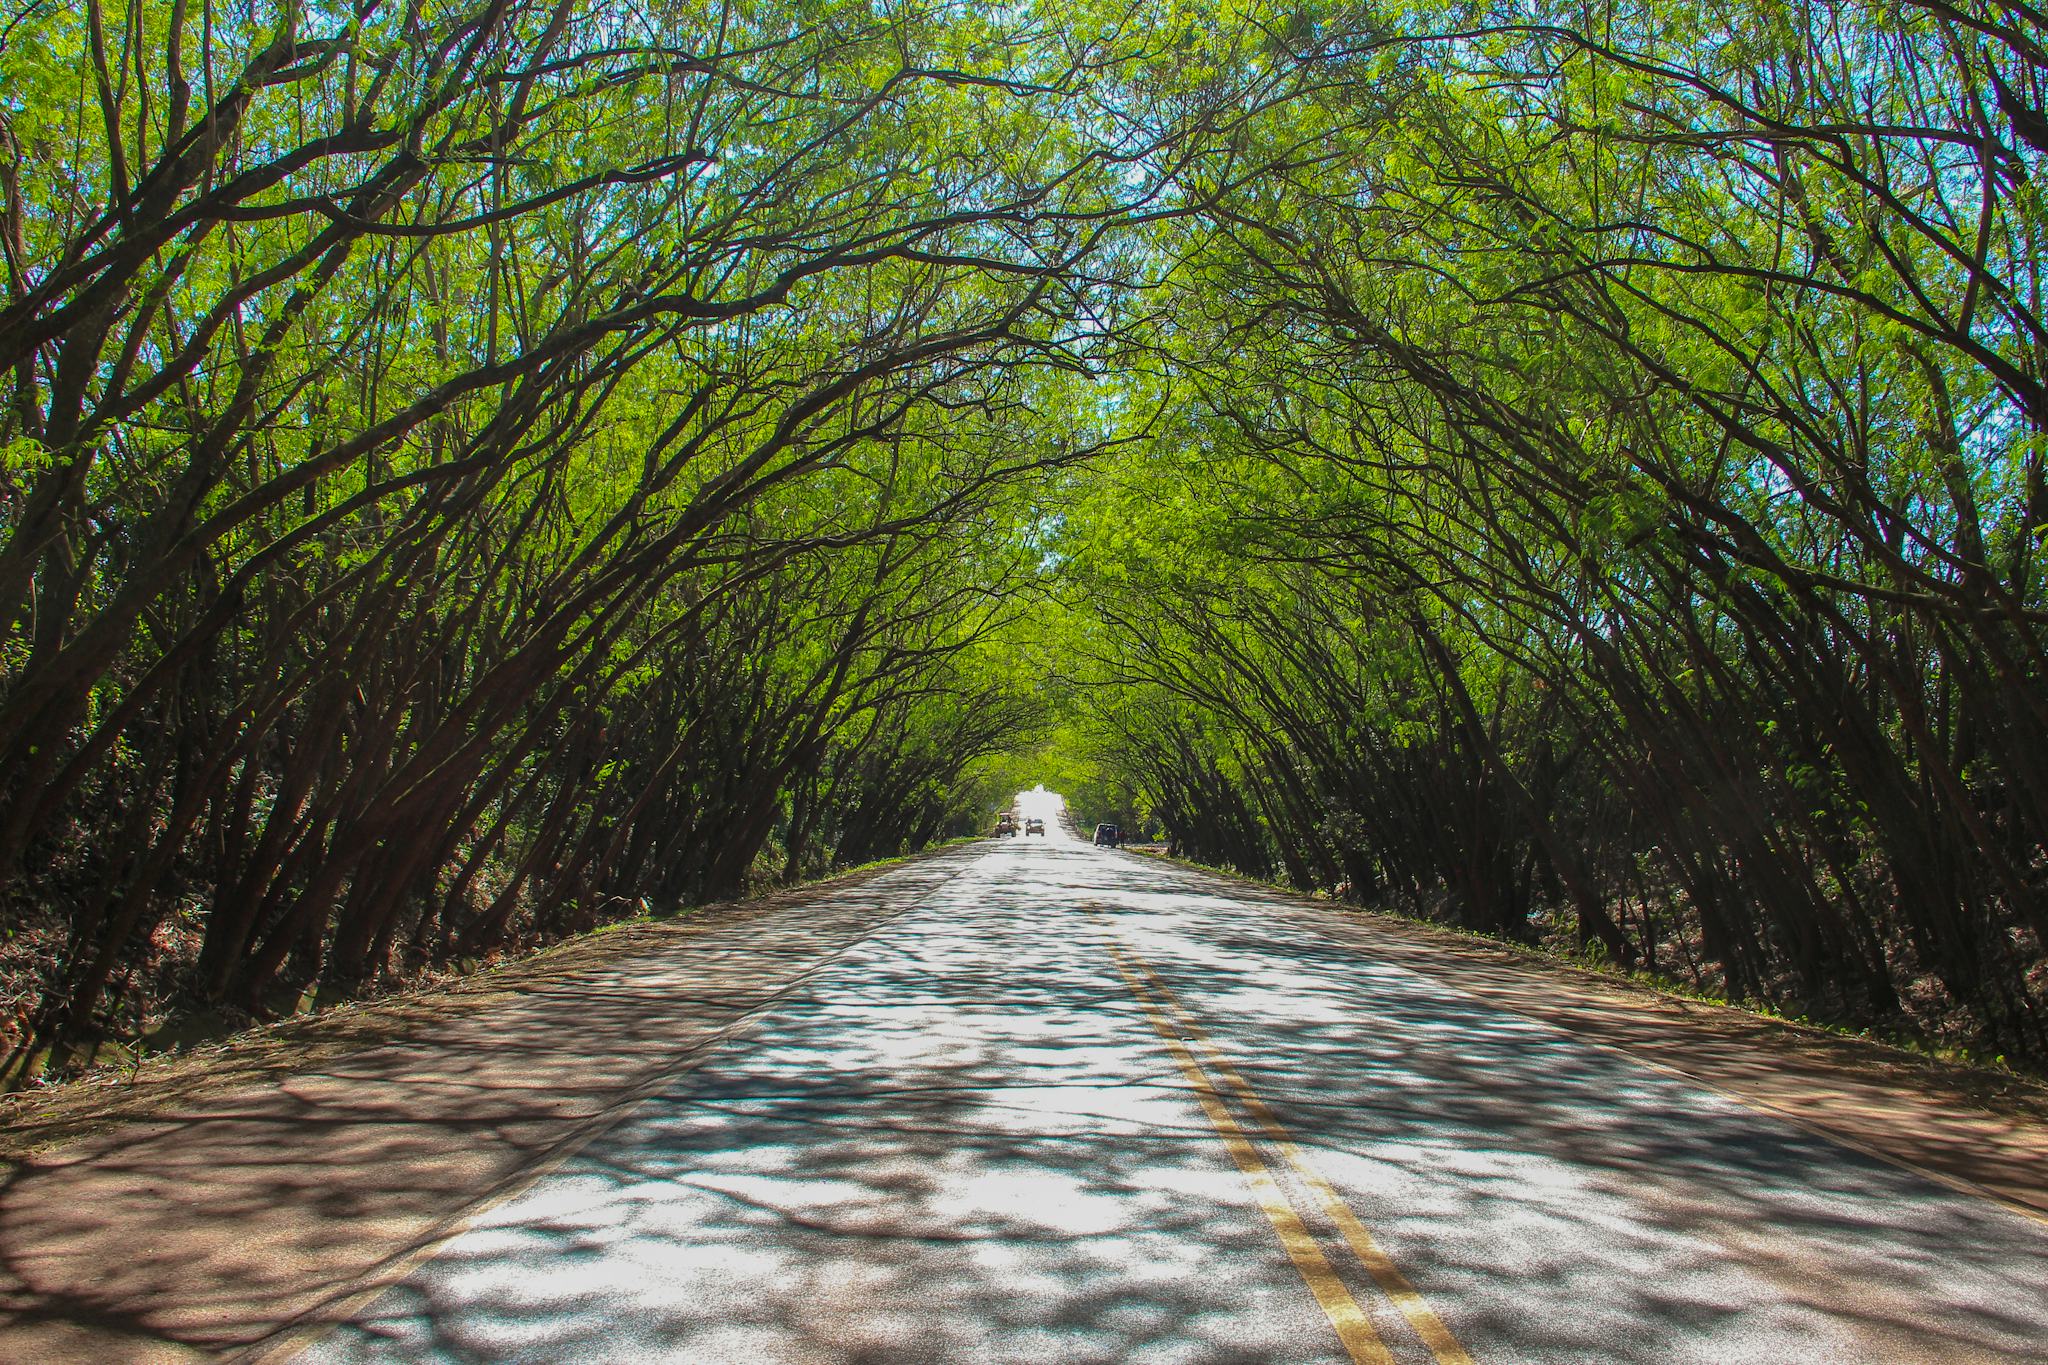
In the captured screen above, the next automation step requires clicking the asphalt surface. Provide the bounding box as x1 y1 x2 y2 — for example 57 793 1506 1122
293 791 2048 1364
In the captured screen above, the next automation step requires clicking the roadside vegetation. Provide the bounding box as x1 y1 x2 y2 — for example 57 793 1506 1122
3 0 2045 1082
0 0 1192 1080
1053 2 2048 1062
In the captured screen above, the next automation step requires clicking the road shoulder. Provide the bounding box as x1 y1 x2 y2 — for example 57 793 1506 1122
0 841 990 1363
0 846 976 1164
1126 852 2048 1224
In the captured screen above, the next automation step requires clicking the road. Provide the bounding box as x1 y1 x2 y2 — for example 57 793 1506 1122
280 790 2047 1364
3 790 2044 1363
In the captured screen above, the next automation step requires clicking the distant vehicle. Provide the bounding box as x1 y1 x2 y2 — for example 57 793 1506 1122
995 813 1017 837
1093 823 1120 847
1024 817 1046 836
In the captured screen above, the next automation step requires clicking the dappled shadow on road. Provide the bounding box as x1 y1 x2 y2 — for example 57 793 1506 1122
313 838 2048 1363
1123 854 2048 1221
312 843 1336 1363
1052 848 2048 1362
9 836 2047 1363
0 850 987 1363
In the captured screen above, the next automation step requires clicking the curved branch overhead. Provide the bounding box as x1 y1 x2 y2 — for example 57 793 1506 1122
2 0 2046 1080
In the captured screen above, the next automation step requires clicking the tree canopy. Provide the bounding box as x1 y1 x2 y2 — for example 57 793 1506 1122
4 0 2046 1079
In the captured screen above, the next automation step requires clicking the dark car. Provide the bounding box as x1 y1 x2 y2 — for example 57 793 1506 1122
1093 823 1120 847
1024 817 1046 836
995 814 1017 837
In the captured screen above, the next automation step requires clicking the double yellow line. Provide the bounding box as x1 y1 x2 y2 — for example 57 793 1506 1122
1103 936 1472 1365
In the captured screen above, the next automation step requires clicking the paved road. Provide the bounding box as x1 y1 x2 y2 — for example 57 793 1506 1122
293 793 2048 1364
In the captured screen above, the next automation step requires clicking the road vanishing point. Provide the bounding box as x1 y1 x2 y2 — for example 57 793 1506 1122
3 790 2047 1363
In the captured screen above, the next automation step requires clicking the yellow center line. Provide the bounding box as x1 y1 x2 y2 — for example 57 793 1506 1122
1120 946 1476 1365
1103 943 1396 1365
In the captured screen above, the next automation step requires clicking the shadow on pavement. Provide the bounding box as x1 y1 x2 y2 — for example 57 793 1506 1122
314 841 2048 1363
312 843 1333 1361
7 836 2046 1364
1053 847 2048 1361
1108 850 2048 1221
0 852 984 1363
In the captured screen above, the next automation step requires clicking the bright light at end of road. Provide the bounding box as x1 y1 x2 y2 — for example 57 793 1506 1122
1014 787 1070 840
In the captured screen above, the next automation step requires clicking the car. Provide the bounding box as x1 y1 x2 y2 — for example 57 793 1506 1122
994 814 1017 837
1024 817 1045 836
1093 823 1120 847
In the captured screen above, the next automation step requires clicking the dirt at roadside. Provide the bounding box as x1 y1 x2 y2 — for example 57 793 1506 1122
0 854 937 1166
0 843 993 1365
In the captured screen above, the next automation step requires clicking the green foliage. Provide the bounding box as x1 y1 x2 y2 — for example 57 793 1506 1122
1039 0 2048 1059
5 0 2048 1077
